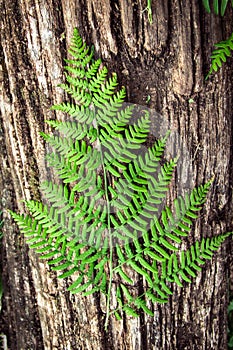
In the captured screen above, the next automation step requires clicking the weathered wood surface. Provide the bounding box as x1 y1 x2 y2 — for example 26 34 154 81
0 0 232 349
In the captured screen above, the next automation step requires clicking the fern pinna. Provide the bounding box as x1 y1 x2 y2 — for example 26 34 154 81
202 0 233 16
202 1 233 79
10 28 232 327
206 32 233 79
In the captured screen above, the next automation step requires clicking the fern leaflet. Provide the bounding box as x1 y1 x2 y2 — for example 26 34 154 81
206 32 233 79
202 0 233 15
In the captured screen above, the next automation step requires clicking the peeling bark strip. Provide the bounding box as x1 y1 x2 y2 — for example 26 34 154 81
0 0 232 349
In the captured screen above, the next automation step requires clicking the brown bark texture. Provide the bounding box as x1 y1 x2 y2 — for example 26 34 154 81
0 0 233 349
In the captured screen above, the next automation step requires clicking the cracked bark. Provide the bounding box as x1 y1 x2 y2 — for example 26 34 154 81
0 0 233 349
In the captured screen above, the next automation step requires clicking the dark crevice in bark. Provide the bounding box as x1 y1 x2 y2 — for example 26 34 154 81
226 72 233 232
10 2 33 71
109 0 121 54
122 290 128 336
0 252 17 349
189 3 198 96
27 81 47 128
93 291 114 350
163 0 175 62
0 44 12 103
76 0 89 35
194 94 202 185
52 0 66 39
132 1 141 50
0 119 16 347
198 5 212 77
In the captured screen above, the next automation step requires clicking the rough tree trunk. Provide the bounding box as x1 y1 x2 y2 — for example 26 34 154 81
0 0 232 349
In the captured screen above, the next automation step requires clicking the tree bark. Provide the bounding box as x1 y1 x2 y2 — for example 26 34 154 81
0 0 232 349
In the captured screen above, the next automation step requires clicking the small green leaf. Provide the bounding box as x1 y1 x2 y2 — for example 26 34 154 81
151 243 170 259
116 268 133 284
70 281 93 294
136 256 157 274
202 0 211 13
121 284 133 302
123 306 139 317
39 251 58 259
146 291 168 304
154 284 167 299
160 280 173 295
213 0 219 14
114 311 122 320
58 267 79 278
159 237 178 251
145 249 165 262
179 270 192 283
51 262 72 271
173 274 183 287
135 298 154 316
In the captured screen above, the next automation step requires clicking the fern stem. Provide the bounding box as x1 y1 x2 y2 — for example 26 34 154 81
95 119 113 330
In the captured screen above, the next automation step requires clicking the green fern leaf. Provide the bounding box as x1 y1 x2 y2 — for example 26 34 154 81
202 0 232 15
67 275 84 291
116 268 134 285
203 0 211 12
220 0 229 15
206 32 233 79
134 298 154 316
10 28 232 327
51 262 73 271
70 281 93 294
146 291 168 304
123 306 139 318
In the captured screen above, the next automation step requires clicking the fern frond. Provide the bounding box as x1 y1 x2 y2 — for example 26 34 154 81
41 133 102 193
10 209 108 296
10 28 232 327
113 232 231 317
68 28 94 67
167 232 232 285
206 32 233 79
160 179 213 238
111 179 218 315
